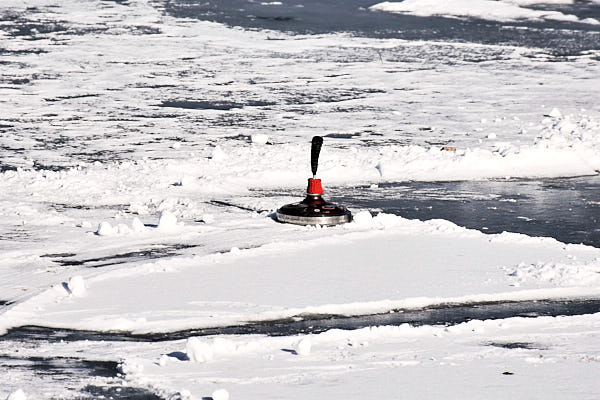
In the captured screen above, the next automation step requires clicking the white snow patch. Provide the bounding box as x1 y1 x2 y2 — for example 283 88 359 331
370 0 599 24
66 275 86 297
131 217 147 232
548 107 563 118
211 389 230 400
211 146 228 162
158 211 178 230
293 337 312 356
350 210 373 226
6 390 26 400
96 221 117 236
119 360 144 376
504 260 600 286
186 337 214 363
251 133 269 145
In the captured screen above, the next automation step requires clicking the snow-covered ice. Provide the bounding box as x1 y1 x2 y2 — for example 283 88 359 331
371 0 600 24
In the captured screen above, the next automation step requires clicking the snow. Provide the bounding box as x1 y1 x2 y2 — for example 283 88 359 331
96 221 116 236
158 210 179 231
66 275 86 297
186 337 214 363
0 0 599 398
370 0 600 24
211 389 230 400
250 134 269 145
6 390 26 400
293 337 312 356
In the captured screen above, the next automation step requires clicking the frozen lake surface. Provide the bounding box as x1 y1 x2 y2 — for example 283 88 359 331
1 0 600 398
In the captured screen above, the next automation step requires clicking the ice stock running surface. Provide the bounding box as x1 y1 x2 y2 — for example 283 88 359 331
1 0 600 398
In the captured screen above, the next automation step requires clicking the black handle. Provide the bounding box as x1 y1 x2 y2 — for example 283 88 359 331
311 136 323 177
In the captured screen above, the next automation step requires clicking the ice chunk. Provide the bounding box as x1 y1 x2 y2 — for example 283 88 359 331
77 221 93 228
67 275 86 297
548 108 562 118
352 210 373 225
293 337 312 356
131 217 146 232
7 389 27 400
158 211 178 230
211 145 228 161
186 337 214 362
96 221 116 236
116 223 131 235
158 354 168 367
212 389 230 400
202 214 215 224
251 133 269 144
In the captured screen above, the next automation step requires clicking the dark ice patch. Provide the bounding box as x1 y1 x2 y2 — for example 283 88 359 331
487 342 547 350
1 77 31 85
159 100 276 110
31 162 71 172
66 148 134 163
128 25 162 35
1 17 69 38
48 202 124 212
0 354 165 399
45 94 101 102
0 355 118 378
324 133 362 139
0 227 31 241
84 385 164 400
281 88 386 105
252 15 297 22
48 243 201 268
101 0 132 4
0 164 18 173
40 252 77 258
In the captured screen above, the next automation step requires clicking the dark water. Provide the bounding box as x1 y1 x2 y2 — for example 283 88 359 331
162 0 600 54
330 175 600 247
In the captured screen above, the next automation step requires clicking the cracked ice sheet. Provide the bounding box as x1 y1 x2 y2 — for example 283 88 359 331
123 312 600 399
3 213 600 336
2 0 600 171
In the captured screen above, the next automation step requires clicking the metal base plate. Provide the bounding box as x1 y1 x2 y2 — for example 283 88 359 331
276 211 352 226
